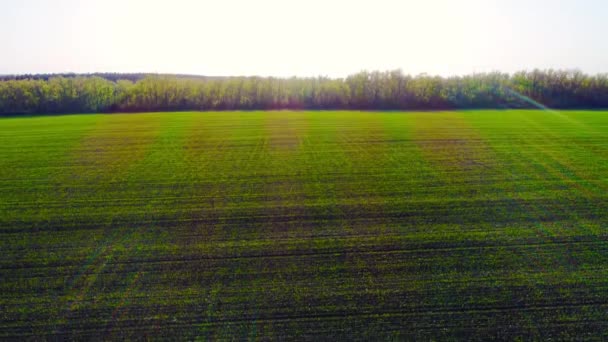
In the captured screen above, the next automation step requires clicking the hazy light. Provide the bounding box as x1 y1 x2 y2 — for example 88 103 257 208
1 0 607 76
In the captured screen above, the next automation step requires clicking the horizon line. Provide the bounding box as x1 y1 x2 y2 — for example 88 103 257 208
1 68 604 79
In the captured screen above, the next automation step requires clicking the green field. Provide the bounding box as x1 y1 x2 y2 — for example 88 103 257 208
1 110 608 339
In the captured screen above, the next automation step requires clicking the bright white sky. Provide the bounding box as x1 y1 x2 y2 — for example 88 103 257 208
1 0 607 77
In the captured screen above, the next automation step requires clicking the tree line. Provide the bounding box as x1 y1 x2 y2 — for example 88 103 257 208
0 69 606 114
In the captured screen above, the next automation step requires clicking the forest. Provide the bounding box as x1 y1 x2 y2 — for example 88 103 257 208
0 69 607 114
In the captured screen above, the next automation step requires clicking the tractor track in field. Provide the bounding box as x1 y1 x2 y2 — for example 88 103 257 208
4 302 608 339
3 238 607 272
2 194 606 233
3 232 607 255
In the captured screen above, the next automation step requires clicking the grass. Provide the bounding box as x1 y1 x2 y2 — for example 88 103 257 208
1 110 608 339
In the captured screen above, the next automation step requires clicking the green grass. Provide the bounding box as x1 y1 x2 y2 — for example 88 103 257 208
1 110 608 339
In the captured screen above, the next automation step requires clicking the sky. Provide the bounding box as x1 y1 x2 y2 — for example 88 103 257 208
1 0 607 77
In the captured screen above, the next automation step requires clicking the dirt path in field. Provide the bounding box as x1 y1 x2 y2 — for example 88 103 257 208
264 114 308 152
337 114 389 180
183 115 221 162
332 113 392 230
64 114 164 184
181 114 249 243
261 114 310 237
411 112 496 185
331 114 394 306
